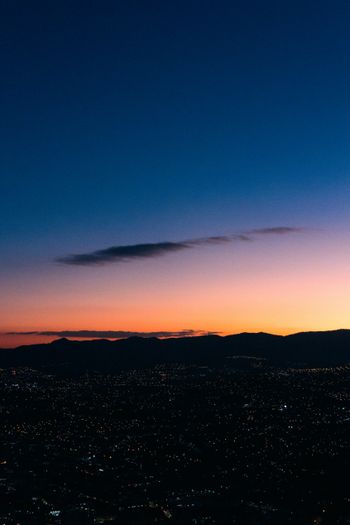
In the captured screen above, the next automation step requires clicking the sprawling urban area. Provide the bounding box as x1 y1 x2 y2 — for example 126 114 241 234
0 358 349 524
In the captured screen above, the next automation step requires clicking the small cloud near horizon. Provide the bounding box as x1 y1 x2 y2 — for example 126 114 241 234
55 227 305 266
6 329 220 339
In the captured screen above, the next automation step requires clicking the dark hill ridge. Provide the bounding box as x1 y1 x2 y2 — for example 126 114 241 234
0 329 349 374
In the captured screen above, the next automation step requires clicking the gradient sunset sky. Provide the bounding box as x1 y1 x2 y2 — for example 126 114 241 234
1 1 350 347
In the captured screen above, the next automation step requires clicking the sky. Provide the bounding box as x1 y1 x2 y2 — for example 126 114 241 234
1 0 350 347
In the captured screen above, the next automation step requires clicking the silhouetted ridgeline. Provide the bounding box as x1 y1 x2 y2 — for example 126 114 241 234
0 330 350 374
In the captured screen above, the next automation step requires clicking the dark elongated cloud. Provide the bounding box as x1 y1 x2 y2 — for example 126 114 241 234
247 227 305 235
6 329 219 339
56 227 304 266
57 242 188 266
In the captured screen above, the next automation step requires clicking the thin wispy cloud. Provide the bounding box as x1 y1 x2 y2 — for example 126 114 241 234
248 227 305 235
6 329 218 339
55 227 305 266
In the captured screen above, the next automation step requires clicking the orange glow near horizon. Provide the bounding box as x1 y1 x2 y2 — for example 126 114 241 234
1 233 350 348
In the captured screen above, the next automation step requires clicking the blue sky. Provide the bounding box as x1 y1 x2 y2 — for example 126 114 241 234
1 1 350 344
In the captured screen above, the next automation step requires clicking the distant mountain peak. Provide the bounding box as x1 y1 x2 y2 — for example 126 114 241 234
50 337 71 345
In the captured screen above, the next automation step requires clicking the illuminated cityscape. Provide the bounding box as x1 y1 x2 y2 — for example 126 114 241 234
0 358 349 524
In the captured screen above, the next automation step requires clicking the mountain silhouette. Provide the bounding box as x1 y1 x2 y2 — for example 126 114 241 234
1 329 350 374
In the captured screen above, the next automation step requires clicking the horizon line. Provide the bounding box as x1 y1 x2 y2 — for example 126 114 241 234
2 327 350 349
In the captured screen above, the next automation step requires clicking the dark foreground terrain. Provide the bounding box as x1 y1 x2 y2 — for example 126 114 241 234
0 357 349 524
2 329 350 374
